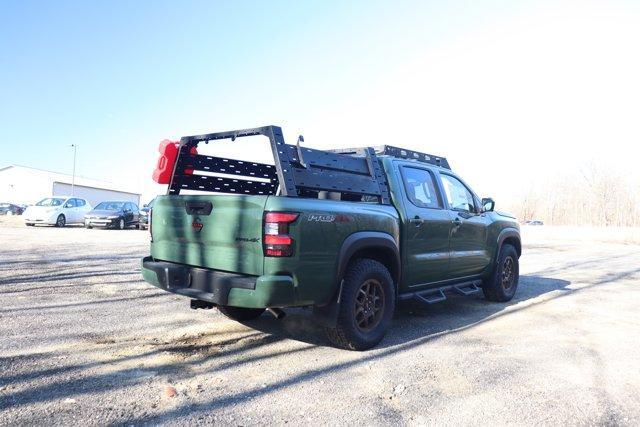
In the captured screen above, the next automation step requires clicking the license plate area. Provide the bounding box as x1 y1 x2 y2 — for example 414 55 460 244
164 266 191 289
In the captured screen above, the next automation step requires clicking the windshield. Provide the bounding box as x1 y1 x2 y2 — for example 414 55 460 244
94 202 125 210
36 198 65 207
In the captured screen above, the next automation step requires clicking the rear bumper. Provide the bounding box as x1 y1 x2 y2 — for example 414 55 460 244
141 256 296 308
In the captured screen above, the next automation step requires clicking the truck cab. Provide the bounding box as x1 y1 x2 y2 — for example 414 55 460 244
384 157 519 292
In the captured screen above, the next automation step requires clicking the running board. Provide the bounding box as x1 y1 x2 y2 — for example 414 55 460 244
398 280 483 306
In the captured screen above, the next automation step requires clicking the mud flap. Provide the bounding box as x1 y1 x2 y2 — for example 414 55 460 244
311 279 344 327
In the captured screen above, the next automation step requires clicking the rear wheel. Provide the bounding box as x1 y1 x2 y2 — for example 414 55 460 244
483 244 519 302
25 223 34 227
326 259 395 351
217 305 265 321
55 215 66 228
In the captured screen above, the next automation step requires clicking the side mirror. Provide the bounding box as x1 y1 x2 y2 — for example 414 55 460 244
482 197 495 212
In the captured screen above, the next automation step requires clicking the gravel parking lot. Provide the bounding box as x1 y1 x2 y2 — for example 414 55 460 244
1 216 639 425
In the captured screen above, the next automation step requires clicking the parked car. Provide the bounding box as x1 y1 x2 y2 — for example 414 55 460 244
141 126 521 350
0 203 24 215
138 198 156 230
84 201 140 230
24 197 92 227
525 220 544 226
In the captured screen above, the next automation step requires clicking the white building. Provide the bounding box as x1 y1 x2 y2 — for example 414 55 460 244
0 165 141 207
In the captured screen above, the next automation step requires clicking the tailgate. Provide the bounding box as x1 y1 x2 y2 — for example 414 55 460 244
150 195 268 276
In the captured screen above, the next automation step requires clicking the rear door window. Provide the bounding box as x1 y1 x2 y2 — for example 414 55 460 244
401 167 442 209
65 199 77 208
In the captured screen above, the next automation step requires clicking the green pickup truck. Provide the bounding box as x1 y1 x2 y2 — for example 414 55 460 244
142 126 521 350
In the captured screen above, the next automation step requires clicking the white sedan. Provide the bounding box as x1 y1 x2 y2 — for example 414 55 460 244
24 197 92 227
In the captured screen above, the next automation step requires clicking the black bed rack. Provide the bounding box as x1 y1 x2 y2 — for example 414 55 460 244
167 125 391 203
166 125 449 203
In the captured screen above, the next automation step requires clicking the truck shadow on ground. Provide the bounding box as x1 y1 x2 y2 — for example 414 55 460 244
4 265 639 424
241 274 572 349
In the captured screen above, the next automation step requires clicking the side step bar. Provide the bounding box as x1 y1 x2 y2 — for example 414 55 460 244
453 282 481 296
415 289 446 304
399 280 483 306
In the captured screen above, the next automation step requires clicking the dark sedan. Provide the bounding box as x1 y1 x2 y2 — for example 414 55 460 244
84 201 140 230
0 203 25 215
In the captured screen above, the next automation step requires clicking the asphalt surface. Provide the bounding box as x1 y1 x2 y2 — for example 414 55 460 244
1 217 639 426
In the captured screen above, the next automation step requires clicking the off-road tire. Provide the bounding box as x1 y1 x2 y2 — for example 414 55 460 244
217 305 265 321
55 215 66 228
483 244 519 302
325 259 395 351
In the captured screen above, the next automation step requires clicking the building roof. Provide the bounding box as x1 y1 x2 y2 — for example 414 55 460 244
0 165 141 196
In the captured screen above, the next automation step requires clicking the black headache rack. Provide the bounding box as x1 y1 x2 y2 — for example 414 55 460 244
167 125 449 204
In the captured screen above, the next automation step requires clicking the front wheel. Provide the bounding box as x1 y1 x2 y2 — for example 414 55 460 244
217 305 265 321
55 215 66 228
117 218 125 230
483 244 519 302
325 259 395 351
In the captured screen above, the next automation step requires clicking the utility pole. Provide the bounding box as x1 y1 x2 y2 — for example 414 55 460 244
70 144 77 196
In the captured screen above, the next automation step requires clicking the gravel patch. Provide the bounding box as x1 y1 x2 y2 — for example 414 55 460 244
1 221 639 425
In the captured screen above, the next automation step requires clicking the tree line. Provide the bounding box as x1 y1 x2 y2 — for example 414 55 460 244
504 164 640 227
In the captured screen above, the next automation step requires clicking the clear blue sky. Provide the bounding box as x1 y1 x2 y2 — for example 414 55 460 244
2 1 639 202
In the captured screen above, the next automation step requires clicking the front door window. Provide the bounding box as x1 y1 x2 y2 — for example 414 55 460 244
440 174 476 213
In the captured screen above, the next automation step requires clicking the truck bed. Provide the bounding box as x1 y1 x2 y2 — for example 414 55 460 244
148 194 399 307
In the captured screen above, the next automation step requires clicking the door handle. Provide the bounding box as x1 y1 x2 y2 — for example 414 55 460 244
452 217 462 226
185 201 213 216
409 216 424 227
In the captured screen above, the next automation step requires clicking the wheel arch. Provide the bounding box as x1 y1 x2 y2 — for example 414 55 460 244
336 231 401 288
496 228 521 261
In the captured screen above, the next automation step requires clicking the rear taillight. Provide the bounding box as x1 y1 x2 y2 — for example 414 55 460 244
263 211 298 257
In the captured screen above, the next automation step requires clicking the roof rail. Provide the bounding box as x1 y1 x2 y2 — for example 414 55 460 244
331 145 451 170
377 145 450 169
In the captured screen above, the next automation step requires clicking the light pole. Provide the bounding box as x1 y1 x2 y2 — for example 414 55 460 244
70 144 77 196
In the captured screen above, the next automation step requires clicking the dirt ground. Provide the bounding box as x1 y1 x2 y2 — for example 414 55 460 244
1 216 639 425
